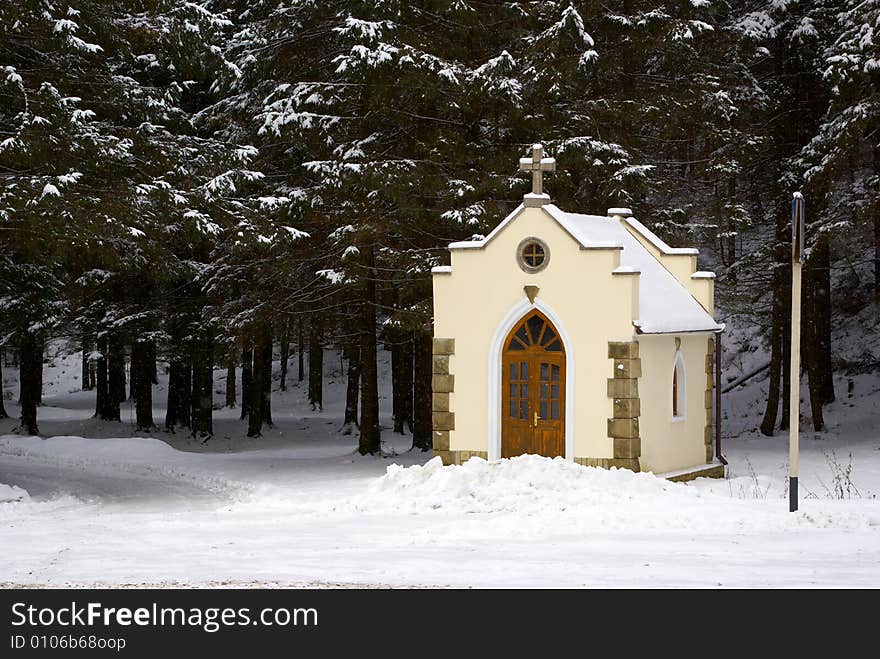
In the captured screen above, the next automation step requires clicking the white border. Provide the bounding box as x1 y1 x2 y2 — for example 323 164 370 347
487 297 575 462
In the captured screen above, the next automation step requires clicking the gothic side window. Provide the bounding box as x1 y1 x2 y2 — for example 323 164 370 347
672 351 686 420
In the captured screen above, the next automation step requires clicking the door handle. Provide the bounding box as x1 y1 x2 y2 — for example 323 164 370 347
533 411 539 427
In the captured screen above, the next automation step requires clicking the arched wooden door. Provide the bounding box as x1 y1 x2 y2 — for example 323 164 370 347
501 311 565 458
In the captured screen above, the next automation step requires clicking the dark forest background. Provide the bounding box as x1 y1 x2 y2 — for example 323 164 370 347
1 1 877 450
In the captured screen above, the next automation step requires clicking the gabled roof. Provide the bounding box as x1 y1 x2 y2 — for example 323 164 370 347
436 203 721 335
543 206 721 334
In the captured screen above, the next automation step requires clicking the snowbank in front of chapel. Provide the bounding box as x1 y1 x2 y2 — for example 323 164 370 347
367 454 696 514
355 455 880 535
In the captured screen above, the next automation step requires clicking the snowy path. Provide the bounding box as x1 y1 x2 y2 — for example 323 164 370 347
0 454 221 505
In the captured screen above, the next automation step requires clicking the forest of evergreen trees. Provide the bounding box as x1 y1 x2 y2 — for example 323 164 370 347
1 1 877 449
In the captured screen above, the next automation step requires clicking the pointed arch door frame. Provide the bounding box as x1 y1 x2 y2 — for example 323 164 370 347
488 297 575 462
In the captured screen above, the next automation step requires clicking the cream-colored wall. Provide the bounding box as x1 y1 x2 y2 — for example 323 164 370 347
637 334 710 474
433 206 636 459
689 277 714 313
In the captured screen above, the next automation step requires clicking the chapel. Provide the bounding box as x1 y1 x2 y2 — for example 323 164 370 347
430 144 725 479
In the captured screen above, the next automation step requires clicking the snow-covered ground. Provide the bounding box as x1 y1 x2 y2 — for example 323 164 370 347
1 345 879 588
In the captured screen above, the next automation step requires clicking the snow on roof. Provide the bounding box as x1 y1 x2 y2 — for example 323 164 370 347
621 216 699 256
543 205 720 334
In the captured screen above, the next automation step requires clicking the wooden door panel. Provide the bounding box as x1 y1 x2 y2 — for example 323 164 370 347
501 312 565 459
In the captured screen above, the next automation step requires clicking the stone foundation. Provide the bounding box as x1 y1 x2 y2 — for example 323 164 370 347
666 463 725 482
433 449 488 465
574 457 644 470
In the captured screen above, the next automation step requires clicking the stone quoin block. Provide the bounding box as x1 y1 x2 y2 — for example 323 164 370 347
432 411 455 431
704 425 714 445
608 341 639 360
432 392 450 412
432 354 450 375
607 417 639 439
705 389 713 410
613 358 642 379
705 354 715 373
706 444 715 463
432 338 455 355
613 437 641 459
613 398 640 419
432 430 450 451
607 378 639 399
432 374 454 393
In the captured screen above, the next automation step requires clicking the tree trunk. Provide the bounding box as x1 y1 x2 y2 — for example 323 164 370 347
107 334 125 416
165 357 191 432
390 332 414 434
814 234 834 404
247 334 263 437
279 323 289 392
18 331 40 435
240 343 252 420
225 346 236 408
358 245 381 455
760 205 790 436
35 339 42 405
260 323 273 427
297 317 305 382
401 335 414 432
0 350 8 419
129 342 139 402
412 331 433 451
131 340 154 430
803 264 825 432
874 142 880 303
875 204 880 304
760 298 783 436
148 341 158 385
308 317 323 411
342 343 361 434
191 338 213 438
81 337 91 390
95 335 109 419
88 350 95 389
391 336 404 434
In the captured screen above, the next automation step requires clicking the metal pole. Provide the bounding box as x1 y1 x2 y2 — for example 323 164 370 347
789 192 805 512
789 260 801 511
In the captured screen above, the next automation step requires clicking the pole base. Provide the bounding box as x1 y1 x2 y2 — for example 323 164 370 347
789 476 798 512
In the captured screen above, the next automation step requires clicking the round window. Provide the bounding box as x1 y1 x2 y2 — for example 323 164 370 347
517 237 549 273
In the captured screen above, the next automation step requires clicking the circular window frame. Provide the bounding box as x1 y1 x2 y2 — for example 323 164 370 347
517 237 550 273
